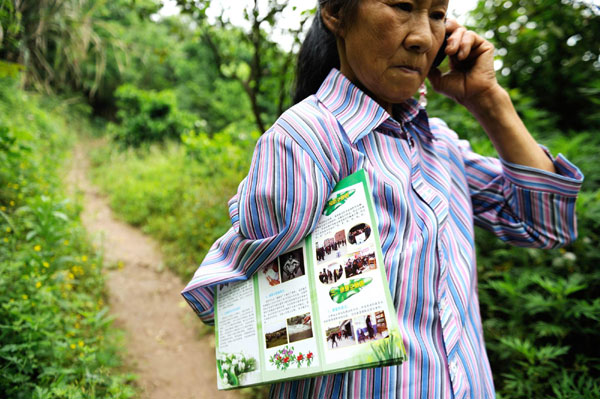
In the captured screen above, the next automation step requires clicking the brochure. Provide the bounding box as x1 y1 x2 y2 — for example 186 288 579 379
213 169 406 389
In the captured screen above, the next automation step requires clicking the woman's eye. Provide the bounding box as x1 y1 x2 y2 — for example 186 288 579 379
430 11 446 20
394 2 413 12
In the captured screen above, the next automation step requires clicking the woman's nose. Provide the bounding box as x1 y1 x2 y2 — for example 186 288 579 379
404 13 433 54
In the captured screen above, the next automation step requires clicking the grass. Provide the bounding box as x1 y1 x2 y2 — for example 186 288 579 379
86 97 600 398
88 133 251 281
0 76 137 398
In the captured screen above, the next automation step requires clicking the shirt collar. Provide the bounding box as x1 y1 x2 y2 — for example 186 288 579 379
315 68 432 143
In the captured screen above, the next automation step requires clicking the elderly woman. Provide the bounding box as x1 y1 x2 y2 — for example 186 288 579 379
182 0 583 397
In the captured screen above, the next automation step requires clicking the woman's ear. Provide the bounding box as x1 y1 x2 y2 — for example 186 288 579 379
321 4 344 36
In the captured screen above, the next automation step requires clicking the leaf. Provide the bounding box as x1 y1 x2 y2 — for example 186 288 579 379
0 209 16 233
536 345 570 362
52 211 70 222
499 337 536 364
533 321 567 338
25 230 38 241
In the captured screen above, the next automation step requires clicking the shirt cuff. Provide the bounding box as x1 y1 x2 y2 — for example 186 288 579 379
500 145 584 197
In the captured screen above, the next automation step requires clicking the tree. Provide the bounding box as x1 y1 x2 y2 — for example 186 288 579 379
468 0 600 132
175 0 310 133
0 0 161 107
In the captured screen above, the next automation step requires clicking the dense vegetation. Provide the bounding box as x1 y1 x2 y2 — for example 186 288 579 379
0 77 136 398
2 0 599 397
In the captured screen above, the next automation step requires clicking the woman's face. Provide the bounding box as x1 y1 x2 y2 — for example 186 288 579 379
334 0 448 112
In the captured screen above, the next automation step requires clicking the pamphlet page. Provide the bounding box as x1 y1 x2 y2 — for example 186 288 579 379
213 170 406 389
308 173 405 373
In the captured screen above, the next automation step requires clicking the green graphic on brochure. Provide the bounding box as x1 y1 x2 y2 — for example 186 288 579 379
213 169 407 390
329 277 373 303
323 189 356 216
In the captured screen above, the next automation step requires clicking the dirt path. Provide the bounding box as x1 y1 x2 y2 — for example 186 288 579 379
65 138 240 399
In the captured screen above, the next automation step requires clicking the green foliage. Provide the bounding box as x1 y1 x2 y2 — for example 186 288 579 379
469 0 600 131
175 0 304 132
111 84 198 146
10 0 596 397
475 130 600 398
173 35 255 133
0 0 120 95
0 76 136 398
90 125 256 278
0 1 21 57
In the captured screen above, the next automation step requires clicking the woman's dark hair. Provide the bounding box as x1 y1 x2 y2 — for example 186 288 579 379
292 0 360 104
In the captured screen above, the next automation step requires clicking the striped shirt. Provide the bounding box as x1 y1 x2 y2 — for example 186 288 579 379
182 69 583 398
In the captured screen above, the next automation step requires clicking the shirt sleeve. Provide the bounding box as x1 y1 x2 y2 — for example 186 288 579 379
458 137 584 249
181 128 332 325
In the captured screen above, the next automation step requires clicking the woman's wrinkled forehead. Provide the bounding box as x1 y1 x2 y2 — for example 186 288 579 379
321 0 450 6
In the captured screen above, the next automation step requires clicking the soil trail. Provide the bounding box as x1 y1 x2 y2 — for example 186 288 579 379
65 138 240 399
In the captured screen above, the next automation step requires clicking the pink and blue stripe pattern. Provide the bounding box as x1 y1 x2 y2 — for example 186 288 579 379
182 69 583 398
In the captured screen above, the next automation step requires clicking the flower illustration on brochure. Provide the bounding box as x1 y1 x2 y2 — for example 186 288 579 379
269 345 314 370
216 352 257 387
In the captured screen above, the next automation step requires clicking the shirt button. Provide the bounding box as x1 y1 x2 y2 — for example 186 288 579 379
449 360 459 381
439 299 447 313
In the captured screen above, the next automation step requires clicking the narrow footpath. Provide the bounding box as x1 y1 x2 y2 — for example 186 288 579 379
66 138 240 399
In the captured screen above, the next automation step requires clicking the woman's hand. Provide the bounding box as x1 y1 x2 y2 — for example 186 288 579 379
427 20 556 174
427 19 501 111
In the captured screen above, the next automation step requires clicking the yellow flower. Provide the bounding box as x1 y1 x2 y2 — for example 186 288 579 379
22 294 28 300
75 322 80 329
36 281 42 288
70 343 76 349
64 240 69 246
0 206 6 211
68 272 75 280
34 245 41 252
117 261 124 269
5 227 10 233
9 200 15 206
3 238 8 243
13 184 19 189
78 341 84 348
43 261 49 268
81 255 87 262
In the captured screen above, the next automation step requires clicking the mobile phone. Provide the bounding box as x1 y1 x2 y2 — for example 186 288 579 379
432 33 450 68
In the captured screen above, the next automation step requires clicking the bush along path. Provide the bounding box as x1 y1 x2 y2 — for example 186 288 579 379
66 138 239 399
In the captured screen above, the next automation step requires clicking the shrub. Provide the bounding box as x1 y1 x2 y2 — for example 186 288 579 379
476 132 600 398
93 88 600 398
90 125 257 279
112 84 198 147
0 76 136 398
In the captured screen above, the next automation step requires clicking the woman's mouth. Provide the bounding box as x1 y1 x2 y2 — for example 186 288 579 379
396 65 422 74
